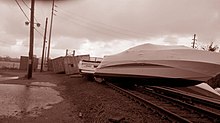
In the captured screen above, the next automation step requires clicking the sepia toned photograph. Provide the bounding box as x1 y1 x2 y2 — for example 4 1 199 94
0 0 220 122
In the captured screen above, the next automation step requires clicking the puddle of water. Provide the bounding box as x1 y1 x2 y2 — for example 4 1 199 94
0 84 63 118
0 75 19 81
31 82 57 87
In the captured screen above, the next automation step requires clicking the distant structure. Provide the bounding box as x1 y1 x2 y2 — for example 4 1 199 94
192 34 197 48
51 55 90 74
66 49 75 56
20 56 38 71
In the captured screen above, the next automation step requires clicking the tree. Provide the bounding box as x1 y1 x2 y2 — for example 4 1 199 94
201 42 219 52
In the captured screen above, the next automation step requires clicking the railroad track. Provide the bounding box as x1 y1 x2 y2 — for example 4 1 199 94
145 86 220 114
106 82 220 123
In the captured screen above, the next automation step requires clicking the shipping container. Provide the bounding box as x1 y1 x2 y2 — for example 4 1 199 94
63 56 79 75
52 56 84 74
19 56 39 71
51 57 65 73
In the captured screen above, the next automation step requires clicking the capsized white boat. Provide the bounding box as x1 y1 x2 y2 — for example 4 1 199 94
94 43 220 86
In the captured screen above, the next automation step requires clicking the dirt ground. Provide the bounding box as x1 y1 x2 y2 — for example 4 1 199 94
0 69 165 123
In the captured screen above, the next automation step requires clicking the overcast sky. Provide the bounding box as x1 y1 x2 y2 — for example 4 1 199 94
0 0 219 58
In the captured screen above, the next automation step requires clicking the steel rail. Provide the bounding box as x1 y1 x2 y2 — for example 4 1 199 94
149 86 220 110
106 82 191 123
140 86 220 122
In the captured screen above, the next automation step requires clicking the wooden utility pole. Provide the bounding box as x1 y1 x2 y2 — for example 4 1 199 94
66 49 68 56
47 0 55 66
27 0 35 79
72 50 75 56
192 34 197 48
40 17 48 72
45 46 47 63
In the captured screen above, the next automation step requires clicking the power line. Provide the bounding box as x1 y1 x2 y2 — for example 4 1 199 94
21 0 30 9
47 0 55 63
15 0 43 37
21 0 39 26
15 0 44 38
57 13 130 38
59 13 142 39
58 10 136 38
18 0 44 32
14 0 29 21
34 17 45 32
57 7 155 38
57 14 126 38
0 40 11 46
34 28 44 37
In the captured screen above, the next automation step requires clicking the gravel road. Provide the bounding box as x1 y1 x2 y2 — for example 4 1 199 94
0 70 166 123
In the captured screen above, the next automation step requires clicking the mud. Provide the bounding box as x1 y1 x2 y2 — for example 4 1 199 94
0 83 63 118
0 70 165 123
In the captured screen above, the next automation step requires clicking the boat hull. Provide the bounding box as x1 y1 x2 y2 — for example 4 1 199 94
94 44 220 87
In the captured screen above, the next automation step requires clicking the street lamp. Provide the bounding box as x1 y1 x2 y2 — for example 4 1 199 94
25 21 41 27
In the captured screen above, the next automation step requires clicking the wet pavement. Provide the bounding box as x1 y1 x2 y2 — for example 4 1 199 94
0 82 63 118
0 75 19 81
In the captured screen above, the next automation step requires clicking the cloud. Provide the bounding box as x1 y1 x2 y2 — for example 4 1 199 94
52 36 87 50
163 36 178 45
0 0 220 58
50 0 220 43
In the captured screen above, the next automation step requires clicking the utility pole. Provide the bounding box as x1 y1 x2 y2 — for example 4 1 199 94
66 49 68 56
45 46 47 63
72 50 75 56
27 0 35 79
40 17 48 72
192 34 197 48
47 0 55 67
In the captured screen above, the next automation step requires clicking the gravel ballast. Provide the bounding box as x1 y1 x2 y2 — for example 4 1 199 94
0 70 167 123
